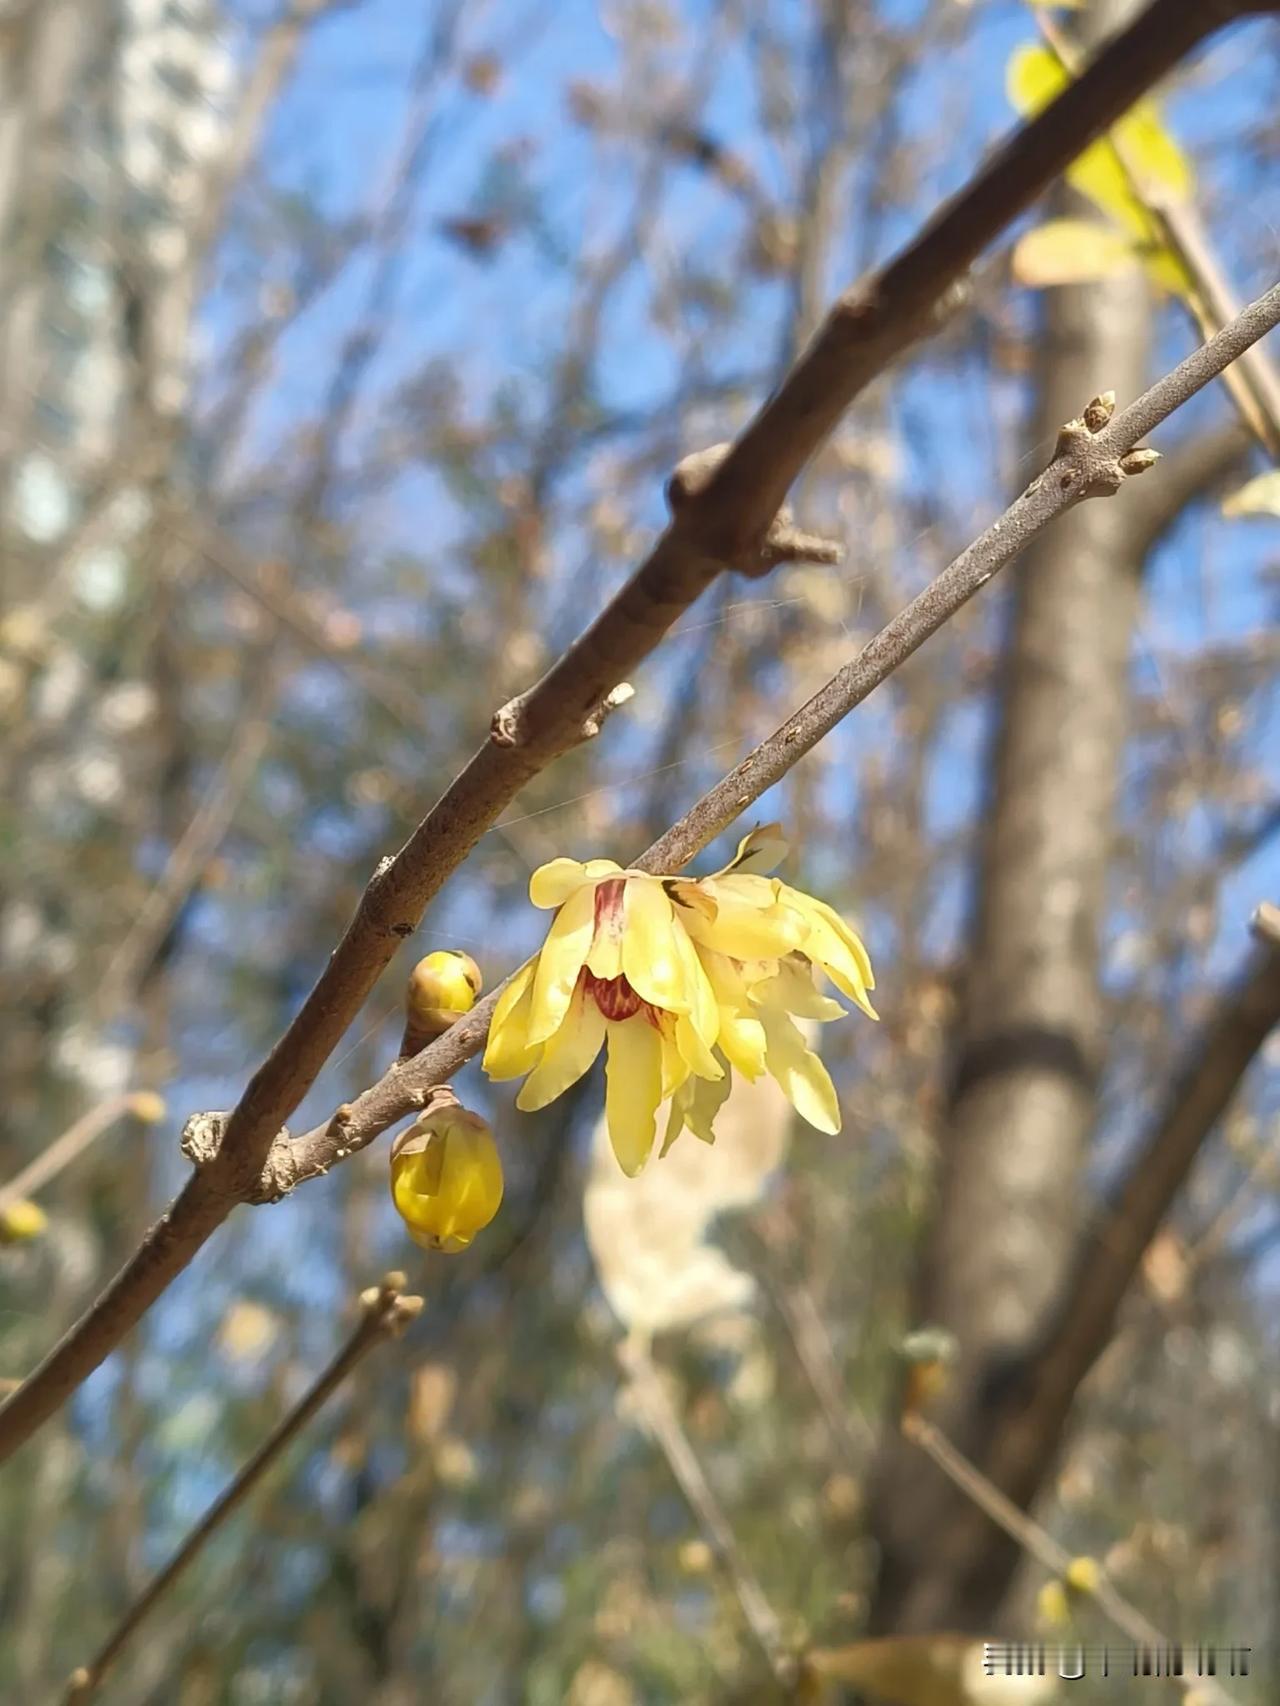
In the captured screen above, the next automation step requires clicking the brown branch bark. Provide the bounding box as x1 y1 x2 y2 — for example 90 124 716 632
64 1274 422 1704
270 278 1280 1200
169 0 1270 1214
0 13 1272 1465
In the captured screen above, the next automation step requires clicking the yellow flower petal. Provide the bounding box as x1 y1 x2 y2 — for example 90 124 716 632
759 957 846 1022
714 821 789 876
717 1008 768 1079
678 891 804 959
780 886 877 1015
390 1109 503 1252
529 856 621 909
604 1015 663 1175
621 878 692 1013
674 1012 723 1081
761 1010 841 1134
660 1093 687 1158
670 918 720 1049
681 1067 732 1145
528 881 597 1044
657 1018 692 1100
482 958 541 1080
585 876 626 978
705 871 782 908
518 981 607 1109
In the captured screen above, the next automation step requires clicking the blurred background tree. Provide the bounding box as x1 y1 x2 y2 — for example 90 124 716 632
1 0 1276 1702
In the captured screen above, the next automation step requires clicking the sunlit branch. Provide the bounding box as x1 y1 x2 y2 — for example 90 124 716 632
0 7 1271 1467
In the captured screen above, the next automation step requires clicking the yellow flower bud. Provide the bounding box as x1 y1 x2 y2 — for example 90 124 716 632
1064 1555 1101 1595
0 1199 48 1243
390 1102 502 1253
127 1090 167 1124
401 950 482 1058
1036 1580 1071 1630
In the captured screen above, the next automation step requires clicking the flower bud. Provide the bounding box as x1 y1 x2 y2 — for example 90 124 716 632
390 1103 502 1253
1064 1555 1100 1595
400 950 482 1058
127 1090 167 1124
0 1199 48 1244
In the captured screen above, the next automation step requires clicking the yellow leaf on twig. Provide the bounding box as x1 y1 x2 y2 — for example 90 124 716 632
1007 43 1193 296
1011 219 1137 287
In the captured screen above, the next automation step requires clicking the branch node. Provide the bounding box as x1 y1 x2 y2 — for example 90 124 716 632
755 513 844 573
179 1110 229 1171
252 1133 303 1204
1117 446 1162 477
489 695 527 747
1053 414 1091 458
667 441 841 576
665 441 732 512
1083 389 1117 432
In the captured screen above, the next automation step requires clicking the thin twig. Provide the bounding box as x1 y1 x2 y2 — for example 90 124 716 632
0 1094 135 1219
94 670 279 1018
1 35 1273 1465
1038 10 1280 459
617 1335 796 1693
134 0 1269 1207
902 1415 1241 1706
63 1274 423 1704
278 279 1280 1189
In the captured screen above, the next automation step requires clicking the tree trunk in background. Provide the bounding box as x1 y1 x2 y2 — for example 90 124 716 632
868 0 1154 1636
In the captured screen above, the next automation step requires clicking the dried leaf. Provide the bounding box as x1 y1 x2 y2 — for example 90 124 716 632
583 1060 795 1336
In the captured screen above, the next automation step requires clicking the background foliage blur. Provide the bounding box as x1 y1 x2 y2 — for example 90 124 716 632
1 0 1277 1701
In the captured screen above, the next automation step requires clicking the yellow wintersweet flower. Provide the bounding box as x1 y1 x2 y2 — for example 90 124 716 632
483 825 876 1174
390 1101 503 1253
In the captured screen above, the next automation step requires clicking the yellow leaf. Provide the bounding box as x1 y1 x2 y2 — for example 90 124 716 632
1012 219 1138 287
1221 470 1280 519
1006 44 1193 296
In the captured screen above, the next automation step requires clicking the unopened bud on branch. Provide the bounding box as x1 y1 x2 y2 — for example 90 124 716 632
400 950 482 1058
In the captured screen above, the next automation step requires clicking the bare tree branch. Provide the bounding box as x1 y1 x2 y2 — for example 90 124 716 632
174 0 1273 1213
63 1274 422 1705
272 280 1280 1195
0 1093 136 1219
0 20 1273 1465
900 1415 1243 1706
617 1336 796 1694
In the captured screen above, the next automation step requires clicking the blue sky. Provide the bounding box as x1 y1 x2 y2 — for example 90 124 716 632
68 0 1280 1453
